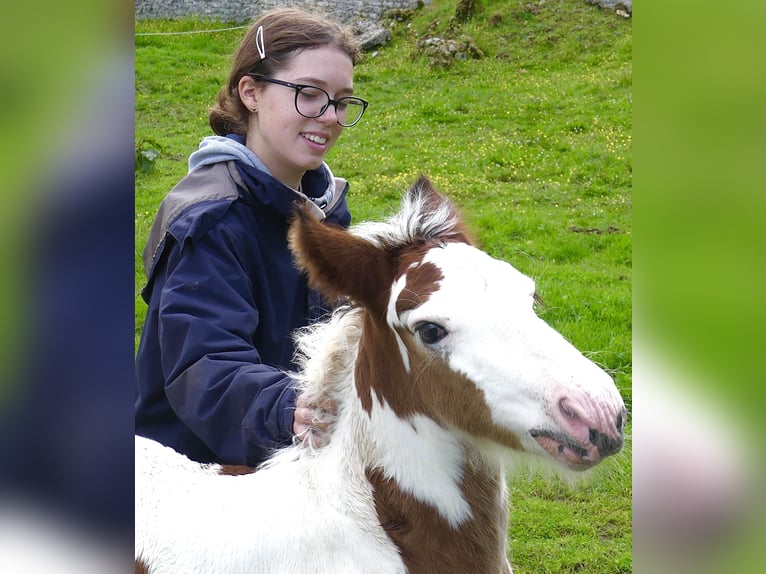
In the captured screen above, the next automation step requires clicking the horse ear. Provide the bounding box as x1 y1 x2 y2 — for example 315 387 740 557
289 201 395 311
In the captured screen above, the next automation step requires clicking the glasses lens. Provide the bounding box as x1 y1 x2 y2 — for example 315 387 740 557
295 86 329 119
336 98 366 127
294 85 366 127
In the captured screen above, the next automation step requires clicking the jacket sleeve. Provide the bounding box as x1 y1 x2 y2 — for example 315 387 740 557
156 220 298 466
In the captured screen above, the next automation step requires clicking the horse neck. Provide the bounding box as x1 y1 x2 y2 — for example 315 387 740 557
334 348 510 572
352 409 511 573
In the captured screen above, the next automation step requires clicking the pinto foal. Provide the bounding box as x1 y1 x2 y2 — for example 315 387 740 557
135 176 626 573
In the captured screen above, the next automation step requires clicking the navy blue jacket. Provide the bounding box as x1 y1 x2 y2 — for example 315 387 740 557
135 155 351 466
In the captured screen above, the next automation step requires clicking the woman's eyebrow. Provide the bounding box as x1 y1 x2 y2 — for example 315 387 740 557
293 76 354 94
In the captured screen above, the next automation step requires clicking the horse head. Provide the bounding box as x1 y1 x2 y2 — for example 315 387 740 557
289 175 626 472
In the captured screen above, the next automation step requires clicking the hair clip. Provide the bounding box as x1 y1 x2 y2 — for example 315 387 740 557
255 25 266 60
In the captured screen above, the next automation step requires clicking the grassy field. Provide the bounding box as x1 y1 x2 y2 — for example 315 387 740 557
135 0 631 571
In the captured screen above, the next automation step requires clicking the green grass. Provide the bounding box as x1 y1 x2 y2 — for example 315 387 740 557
135 1 631 571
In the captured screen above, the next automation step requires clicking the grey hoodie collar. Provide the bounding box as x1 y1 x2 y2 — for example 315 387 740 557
188 135 269 173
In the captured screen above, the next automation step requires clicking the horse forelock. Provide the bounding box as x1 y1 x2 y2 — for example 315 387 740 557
351 181 472 251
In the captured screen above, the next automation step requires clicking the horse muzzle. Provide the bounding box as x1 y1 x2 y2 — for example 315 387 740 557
530 387 626 470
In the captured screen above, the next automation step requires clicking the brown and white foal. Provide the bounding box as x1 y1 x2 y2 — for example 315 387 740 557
135 176 626 573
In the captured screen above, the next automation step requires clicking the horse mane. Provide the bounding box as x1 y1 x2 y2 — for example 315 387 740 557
292 306 363 412
351 175 475 249
257 307 364 468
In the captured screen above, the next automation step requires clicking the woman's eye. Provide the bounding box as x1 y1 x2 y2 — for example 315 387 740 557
414 322 448 345
299 88 322 100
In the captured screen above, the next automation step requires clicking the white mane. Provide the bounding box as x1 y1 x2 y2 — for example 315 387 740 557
351 180 463 248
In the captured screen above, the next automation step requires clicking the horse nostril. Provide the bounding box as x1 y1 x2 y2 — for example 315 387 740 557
616 411 623 429
559 398 579 421
589 427 624 458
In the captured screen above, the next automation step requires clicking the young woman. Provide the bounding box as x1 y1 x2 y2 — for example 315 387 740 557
135 8 368 466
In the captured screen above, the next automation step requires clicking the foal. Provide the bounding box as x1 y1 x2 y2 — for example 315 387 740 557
136 176 626 573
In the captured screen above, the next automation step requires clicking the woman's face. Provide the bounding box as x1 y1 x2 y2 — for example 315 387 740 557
242 46 356 189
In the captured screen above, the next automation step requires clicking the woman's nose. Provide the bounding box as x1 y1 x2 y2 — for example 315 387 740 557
316 103 339 125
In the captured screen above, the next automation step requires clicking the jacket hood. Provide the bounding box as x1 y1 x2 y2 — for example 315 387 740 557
188 135 267 173
188 134 338 210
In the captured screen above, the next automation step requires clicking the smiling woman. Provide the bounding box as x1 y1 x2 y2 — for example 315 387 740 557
236 44 364 187
134 7 369 470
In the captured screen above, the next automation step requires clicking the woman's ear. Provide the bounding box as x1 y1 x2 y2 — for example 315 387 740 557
238 75 259 112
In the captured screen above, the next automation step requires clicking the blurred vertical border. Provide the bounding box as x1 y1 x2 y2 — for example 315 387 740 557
0 1 134 571
635 0 766 572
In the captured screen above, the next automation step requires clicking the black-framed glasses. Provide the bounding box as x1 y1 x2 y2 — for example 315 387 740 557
249 75 368 127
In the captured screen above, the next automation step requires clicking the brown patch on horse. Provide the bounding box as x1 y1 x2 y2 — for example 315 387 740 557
408 349 524 451
356 256 446 419
367 458 511 574
135 557 150 574
395 259 444 315
289 176 472 316
217 464 257 476
355 312 414 417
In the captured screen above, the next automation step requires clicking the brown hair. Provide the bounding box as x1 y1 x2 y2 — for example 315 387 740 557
209 8 362 136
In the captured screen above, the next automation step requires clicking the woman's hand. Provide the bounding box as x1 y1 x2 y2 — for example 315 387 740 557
293 392 337 448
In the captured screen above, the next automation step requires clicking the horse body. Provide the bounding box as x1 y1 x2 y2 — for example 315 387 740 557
136 429 405 574
136 176 626 573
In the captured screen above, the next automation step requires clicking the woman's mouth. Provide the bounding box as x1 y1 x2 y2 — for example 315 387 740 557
302 133 328 146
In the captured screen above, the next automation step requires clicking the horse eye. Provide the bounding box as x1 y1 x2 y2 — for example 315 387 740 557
414 322 448 345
